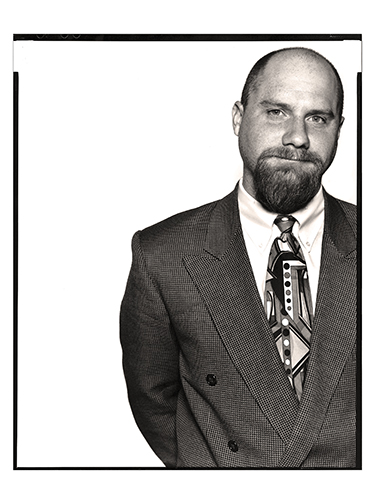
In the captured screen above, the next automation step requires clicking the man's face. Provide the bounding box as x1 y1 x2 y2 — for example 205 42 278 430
233 52 344 213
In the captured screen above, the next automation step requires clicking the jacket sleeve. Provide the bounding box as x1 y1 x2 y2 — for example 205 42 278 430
120 231 181 468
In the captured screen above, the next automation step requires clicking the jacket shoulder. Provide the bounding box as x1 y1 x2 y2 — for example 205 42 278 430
137 198 219 258
335 197 357 235
324 189 357 233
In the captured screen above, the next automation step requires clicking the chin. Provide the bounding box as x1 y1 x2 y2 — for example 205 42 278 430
254 165 322 214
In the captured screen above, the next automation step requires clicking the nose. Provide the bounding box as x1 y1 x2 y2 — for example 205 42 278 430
282 118 310 149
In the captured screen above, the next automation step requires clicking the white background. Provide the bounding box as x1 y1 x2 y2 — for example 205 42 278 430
14 38 360 469
1 3 373 499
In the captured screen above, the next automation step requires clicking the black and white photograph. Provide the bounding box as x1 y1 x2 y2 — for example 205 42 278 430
14 35 360 468
6 22 371 499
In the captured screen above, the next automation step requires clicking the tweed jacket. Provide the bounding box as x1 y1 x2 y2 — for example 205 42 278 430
120 185 358 468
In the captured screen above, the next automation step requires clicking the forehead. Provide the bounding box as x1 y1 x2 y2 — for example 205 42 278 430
254 52 339 112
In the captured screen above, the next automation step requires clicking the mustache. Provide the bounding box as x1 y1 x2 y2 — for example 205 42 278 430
258 147 323 164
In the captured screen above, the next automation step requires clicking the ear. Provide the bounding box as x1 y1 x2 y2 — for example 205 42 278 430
232 101 244 136
337 115 345 139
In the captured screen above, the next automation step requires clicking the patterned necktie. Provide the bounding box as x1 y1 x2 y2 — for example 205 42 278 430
264 215 314 401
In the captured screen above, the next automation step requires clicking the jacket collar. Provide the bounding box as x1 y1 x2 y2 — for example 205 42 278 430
194 184 357 464
323 188 357 258
204 184 357 260
203 184 241 260
186 184 300 444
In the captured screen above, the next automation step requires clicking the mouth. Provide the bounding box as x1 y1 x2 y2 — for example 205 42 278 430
266 156 313 165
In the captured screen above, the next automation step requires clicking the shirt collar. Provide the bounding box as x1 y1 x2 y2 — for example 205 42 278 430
238 178 324 254
292 185 324 252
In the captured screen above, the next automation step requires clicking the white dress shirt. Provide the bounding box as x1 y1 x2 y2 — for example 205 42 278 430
238 178 324 312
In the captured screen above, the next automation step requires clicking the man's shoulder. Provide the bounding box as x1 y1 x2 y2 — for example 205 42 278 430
332 195 357 233
323 190 357 246
136 188 236 257
140 199 217 243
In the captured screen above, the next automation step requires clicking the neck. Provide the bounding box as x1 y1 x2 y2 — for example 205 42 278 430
242 171 257 199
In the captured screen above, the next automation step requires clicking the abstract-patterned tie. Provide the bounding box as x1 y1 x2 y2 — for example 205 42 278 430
265 215 313 401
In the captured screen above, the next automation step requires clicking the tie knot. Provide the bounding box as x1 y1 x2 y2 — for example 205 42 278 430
274 215 296 233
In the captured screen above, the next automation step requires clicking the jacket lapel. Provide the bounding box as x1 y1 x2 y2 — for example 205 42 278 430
277 191 357 467
183 187 299 444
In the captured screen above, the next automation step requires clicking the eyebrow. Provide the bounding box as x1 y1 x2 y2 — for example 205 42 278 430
259 100 335 119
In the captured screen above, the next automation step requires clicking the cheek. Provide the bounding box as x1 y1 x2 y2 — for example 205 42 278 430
239 135 260 163
309 132 338 159
240 126 271 156
239 114 290 159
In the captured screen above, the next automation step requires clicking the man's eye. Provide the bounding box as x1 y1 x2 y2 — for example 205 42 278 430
308 115 326 124
268 109 284 117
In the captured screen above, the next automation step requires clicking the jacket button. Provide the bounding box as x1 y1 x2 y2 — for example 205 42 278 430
228 440 238 452
206 374 217 386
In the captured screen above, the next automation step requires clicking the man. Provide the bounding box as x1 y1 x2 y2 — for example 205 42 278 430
120 47 357 468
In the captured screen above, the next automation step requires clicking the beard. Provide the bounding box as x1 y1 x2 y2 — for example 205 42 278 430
252 147 329 214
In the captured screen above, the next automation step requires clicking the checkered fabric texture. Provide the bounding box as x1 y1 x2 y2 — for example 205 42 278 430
120 185 358 468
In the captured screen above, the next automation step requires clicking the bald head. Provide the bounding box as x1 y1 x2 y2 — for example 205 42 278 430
241 47 344 119
233 46 345 212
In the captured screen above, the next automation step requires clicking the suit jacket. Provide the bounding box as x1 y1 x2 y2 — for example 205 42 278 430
120 185 358 468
